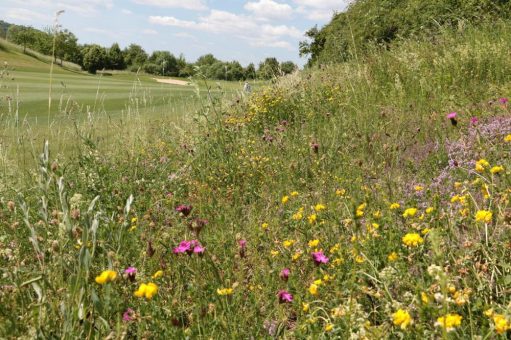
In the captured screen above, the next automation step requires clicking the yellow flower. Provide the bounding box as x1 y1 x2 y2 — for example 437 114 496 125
308 239 320 248
314 204 326 212
402 233 424 247
313 278 323 286
261 222 269 230
355 255 365 263
95 270 117 285
290 191 299 197
134 282 158 299
421 292 429 304
387 252 398 262
308 283 319 296
292 251 302 261
308 214 317 224
329 243 340 254
426 207 434 214
392 309 412 330
436 313 462 332
414 185 424 192
373 210 382 218
283 240 295 248
357 203 367 211
491 166 504 174
292 211 303 220
475 210 492 223
281 196 289 204
302 303 310 312
152 270 164 279
475 159 490 173
270 250 280 256
402 208 417 218
325 323 334 332
389 203 400 210
454 181 462 189
355 210 364 218
505 134 511 142
484 309 494 317
336 189 346 196
493 314 510 334
131 217 138 224
216 287 234 296
421 228 431 235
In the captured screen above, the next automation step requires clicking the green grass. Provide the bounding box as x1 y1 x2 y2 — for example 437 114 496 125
2 22 511 339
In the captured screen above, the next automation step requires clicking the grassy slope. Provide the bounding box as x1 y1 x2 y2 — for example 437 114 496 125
2 23 511 338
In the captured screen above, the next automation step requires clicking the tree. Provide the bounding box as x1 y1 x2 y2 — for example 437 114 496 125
148 51 178 76
54 29 80 65
82 44 107 74
225 61 244 81
280 61 297 75
124 44 148 68
7 25 36 53
244 63 256 80
258 57 280 79
108 43 125 70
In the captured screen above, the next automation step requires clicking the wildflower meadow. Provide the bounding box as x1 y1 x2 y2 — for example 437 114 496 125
2 18 511 340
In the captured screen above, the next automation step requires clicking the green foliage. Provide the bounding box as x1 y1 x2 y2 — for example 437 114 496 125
3 21 511 339
302 0 511 66
123 44 148 68
107 43 125 70
82 44 107 74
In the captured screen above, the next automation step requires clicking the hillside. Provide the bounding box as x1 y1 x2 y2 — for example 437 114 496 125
301 0 511 65
2 11 511 340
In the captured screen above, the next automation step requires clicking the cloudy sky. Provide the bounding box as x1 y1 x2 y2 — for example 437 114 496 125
0 0 349 66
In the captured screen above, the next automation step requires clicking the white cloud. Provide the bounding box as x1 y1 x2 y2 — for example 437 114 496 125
244 0 293 20
132 0 207 11
293 0 349 21
143 29 158 35
150 10 302 50
3 0 114 17
122 9 133 15
5 7 50 22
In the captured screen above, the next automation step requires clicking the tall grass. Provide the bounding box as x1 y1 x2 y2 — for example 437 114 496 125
1 22 511 338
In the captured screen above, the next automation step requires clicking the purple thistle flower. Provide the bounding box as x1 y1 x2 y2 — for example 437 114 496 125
175 204 192 217
312 251 329 265
499 97 509 105
277 290 293 303
238 239 247 258
280 268 290 281
470 117 479 126
447 112 458 126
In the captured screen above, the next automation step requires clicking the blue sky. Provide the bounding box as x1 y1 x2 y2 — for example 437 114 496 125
0 0 349 66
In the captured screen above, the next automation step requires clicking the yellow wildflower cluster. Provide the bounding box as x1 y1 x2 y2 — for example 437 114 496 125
134 282 158 299
95 270 117 285
392 309 412 330
435 313 462 332
402 233 424 247
475 210 492 223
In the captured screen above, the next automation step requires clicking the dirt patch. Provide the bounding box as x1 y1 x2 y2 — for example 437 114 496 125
153 78 190 86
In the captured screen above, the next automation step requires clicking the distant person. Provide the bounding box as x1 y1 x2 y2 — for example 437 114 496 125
243 82 252 93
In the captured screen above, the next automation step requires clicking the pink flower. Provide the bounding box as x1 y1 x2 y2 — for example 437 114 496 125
173 240 204 256
499 97 509 105
280 268 290 281
173 240 192 254
447 112 457 119
277 290 293 303
124 267 137 282
238 239 247 258
123 308 134 322
312 251 329 265
175 204 192 217
470 117 478 125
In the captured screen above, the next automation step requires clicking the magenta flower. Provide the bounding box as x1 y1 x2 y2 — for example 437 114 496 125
470 117 478 125
173 240 204 256
499 97 509 105
447 112 458 126
175 204 192 217
280 268 290 281
124 266 137 282
312 251 329 265
277 290 293 303
123 308 134 322
238 239 247 258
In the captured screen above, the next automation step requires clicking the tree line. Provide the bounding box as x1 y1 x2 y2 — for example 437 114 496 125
3 22 297 80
